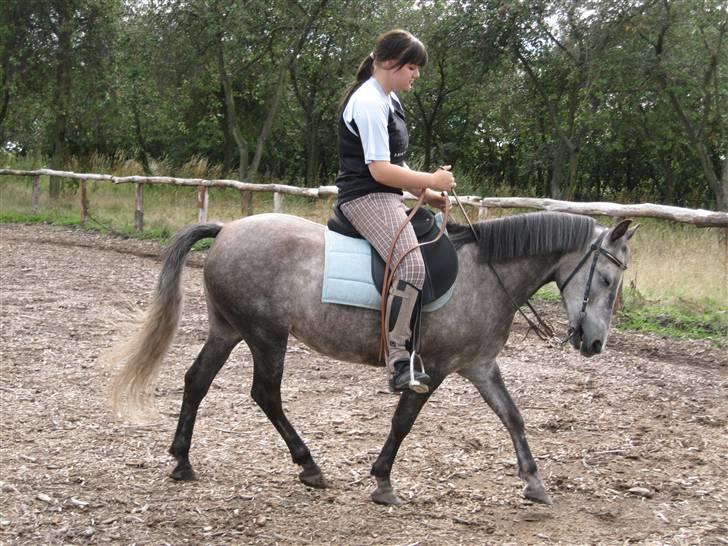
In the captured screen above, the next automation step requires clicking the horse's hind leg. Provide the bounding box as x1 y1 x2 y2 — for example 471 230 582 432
460 360 552 505
248 332 328 489
169 332 241 481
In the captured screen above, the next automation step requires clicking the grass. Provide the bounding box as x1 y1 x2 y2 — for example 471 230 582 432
618 297 727 348
2 153 727 345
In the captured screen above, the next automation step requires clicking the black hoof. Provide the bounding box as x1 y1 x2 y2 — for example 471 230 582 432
170 462 198 481
299 468 329 489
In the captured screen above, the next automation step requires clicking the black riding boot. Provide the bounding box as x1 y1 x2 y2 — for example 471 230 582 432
385 279 430 393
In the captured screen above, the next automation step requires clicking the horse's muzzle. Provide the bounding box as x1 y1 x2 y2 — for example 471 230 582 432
569 324 602 357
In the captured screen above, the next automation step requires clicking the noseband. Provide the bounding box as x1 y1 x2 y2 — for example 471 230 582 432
559 230 628 319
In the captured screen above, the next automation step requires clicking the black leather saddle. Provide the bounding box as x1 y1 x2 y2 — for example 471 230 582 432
327 203 458 305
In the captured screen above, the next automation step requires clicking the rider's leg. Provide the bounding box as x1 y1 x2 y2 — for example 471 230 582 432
339 193 429 392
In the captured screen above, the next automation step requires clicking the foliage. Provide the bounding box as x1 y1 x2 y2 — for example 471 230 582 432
617 299 728 348
1 0 726 208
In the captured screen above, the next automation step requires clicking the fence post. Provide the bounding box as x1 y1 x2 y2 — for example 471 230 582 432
31 175 40 213
273 191 284 213
197 185 208 223
134 183 144 231
478 205 489 221
241 190 252 216
80 179 88 225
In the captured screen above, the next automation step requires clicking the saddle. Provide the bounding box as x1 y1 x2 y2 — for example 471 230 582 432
327 203 458 305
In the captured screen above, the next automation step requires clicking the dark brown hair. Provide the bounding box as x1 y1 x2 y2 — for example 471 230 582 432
340 29 428 108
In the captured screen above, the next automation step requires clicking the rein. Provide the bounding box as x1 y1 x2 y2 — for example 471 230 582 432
457 192 561 344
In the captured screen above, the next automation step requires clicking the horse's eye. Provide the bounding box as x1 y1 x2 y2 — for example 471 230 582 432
600 274 611 287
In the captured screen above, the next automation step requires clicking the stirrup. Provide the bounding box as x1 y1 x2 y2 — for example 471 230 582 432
390 352 430 394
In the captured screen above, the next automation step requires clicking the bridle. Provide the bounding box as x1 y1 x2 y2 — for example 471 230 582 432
559 230 628 314
555 230 629 344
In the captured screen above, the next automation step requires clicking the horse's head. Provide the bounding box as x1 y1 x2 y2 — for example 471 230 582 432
556 219 639 357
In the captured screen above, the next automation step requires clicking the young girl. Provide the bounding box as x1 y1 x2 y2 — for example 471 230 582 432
335 29 456 393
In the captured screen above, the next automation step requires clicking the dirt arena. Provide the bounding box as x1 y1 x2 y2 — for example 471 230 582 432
1 223 726 545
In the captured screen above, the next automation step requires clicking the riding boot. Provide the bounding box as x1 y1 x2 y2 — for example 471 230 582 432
385 279 430 393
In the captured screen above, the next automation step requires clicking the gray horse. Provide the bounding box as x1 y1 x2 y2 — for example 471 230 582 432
110 211 638 506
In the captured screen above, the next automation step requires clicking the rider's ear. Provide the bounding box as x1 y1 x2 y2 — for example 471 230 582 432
626 223 640 240
609 219 632 242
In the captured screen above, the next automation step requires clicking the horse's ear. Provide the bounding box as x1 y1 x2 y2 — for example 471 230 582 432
609 219 632 242
626 223 640 240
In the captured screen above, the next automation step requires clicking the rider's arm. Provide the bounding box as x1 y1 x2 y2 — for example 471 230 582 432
369 161 453 193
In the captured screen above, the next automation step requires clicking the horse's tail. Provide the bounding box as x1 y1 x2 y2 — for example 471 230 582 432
110 222 223 421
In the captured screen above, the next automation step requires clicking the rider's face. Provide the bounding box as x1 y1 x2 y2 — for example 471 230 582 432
380 61 420 92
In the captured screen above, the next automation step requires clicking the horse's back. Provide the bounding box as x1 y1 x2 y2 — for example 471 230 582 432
201 214 384 362
202 214 324 315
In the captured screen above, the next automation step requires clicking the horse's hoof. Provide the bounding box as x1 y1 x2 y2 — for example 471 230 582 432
371 485 402 505
299 468 329 489
523 482 553 505
170 463 198 482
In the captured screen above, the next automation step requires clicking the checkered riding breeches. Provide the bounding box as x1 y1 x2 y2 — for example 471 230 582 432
339 192 425 290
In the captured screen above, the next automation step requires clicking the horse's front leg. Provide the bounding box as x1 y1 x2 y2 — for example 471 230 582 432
460 361 552 505
370 372 445 505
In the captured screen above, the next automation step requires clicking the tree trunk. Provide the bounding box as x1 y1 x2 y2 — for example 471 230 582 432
133 105 152 176
249 0 329 180
718 155 728 211
550 139 569 199
249 63 288 179
219 96 233 175
49 4 73 199
216 41 248 181
305 114 321 185
666 88 726 211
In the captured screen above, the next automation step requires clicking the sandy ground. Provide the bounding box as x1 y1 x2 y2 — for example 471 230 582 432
0 223 726 546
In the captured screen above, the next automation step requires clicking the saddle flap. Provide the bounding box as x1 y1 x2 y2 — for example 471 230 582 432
370 214 458 305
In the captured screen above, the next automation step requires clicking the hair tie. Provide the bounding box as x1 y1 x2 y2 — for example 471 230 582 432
369 51 375 60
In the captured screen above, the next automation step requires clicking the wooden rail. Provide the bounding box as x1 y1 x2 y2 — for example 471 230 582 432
1 168 727 228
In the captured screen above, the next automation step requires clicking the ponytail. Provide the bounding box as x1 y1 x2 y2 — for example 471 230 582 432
339 55 374 110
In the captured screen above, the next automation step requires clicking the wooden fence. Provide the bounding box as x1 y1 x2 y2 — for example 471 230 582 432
3 168 727 282
1 168 727 230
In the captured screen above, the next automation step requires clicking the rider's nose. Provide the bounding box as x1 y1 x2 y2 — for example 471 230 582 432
591 339 603 354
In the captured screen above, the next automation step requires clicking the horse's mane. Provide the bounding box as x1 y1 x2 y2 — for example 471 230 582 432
448 211 596 263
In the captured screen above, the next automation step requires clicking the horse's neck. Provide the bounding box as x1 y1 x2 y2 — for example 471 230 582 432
485 253 560 307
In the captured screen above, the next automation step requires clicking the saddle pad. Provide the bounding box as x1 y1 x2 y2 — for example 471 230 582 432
322 228 454 312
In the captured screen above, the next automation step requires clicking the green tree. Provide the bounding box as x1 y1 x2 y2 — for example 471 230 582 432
629 0 727 210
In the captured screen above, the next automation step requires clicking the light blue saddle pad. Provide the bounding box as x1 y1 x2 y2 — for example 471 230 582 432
321 228 455 312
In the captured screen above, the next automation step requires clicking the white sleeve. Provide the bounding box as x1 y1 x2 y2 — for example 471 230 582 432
345 94 391 164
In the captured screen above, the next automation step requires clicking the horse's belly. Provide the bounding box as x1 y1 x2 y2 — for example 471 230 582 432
289 303 383 366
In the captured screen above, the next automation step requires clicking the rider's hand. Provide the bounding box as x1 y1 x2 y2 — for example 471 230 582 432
430 165 455 193
424 189 450 212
